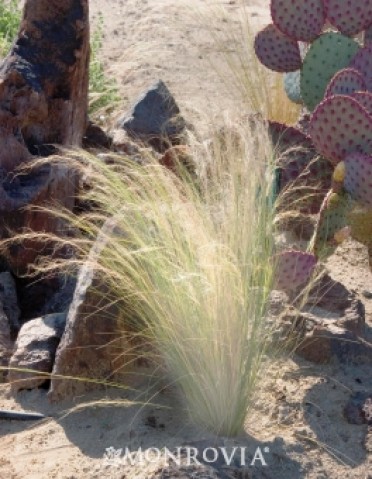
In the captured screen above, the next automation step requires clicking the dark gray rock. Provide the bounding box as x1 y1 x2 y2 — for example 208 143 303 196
344 392 372 425
8 312 66 391
83 121 112 149
297 324 372 364
0 272 20 334
117 80 186 151
41 275 77 316
273 274 372 364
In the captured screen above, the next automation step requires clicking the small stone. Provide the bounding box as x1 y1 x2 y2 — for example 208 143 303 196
83 121 112 149
344 392 372 425
268 290 289 316
8 312 66 391
362 290 372 299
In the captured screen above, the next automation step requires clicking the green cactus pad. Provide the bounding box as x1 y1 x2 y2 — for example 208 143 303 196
301 33 360 111
271 0 325 42
254 24 302 73
274 250 317 293
325 68 366 97
352 92 372 115
309 94 372 165
284 71 303 104
325 0 372 37
344 152 372 207
350 45 372 91
312 189 352 256
348 207 372 251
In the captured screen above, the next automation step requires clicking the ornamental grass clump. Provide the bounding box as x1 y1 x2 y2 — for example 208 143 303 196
31 117 276 436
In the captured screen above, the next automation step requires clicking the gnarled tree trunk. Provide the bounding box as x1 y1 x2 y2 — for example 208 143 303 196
0 0 90 275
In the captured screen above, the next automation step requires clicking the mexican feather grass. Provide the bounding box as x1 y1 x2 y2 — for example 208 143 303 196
11 117 277 437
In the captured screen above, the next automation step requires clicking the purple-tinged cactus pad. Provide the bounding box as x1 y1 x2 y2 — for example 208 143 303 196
274 250 317 292
269 122 314 153
344 152 372 207
309 95 372 165
301 33 360 111
352 92 372 115
269 122 332 213
254 24 302 73
350 45 372 91
325 0 372 37
366 24 372 45
271 0 325 42
325 68 367 97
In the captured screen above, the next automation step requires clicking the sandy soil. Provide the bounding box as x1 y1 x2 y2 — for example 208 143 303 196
1 1 371 478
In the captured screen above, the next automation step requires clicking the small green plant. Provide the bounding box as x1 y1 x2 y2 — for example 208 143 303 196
0 0 20 57
89 14 121 116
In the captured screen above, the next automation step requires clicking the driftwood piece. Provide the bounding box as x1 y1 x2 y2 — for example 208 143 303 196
0 0 90 275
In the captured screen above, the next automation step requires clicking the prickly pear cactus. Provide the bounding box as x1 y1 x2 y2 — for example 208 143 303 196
254 24 302 72
309 94 372 165
325 0 372 37
344 153 372 207
274 250 317 293
271 0 325 42
324 68 367 97
284 71 303 104
301 33 360 111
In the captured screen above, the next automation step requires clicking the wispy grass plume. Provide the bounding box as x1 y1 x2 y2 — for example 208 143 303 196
22 117 277 436
195 0 300 125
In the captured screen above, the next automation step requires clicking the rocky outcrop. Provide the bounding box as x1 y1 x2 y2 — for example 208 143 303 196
270 274 372 364
48 218 130 402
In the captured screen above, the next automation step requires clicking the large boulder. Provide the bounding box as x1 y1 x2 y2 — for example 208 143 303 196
48 218 130 402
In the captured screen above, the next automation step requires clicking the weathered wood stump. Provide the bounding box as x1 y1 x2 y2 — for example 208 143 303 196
0 0 90 275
